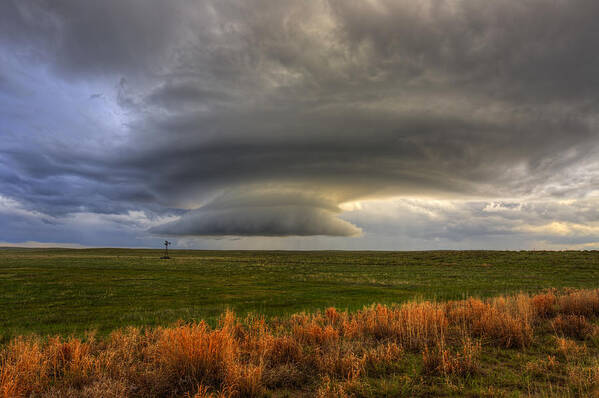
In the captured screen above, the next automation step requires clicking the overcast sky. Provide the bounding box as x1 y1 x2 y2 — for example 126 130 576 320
2 0 599 250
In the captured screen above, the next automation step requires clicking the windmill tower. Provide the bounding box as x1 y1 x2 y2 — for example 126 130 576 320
161 240 171 259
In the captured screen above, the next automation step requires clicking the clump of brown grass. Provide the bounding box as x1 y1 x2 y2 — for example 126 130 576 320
422 337 481 376
362 342 403 374
555 337 587 361
1 288 599 397
0 337 49 397
226 362 264 397
557 289 599 317
552 315 593 339
565 360 599 395
325 307 343 325
349 302 447 350
260 335 303 365
293 322 339 346
525 355 559 377
186 384 212 398
532 291 557 318
262 363 305 389
155 322 237 387
315 375 366 398
314 346 365 380
446 295 533 348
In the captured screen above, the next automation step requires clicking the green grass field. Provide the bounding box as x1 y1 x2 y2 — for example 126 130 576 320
2 248 599 339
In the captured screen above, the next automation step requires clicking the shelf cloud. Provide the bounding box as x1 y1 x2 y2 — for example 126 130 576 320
151 206 361 237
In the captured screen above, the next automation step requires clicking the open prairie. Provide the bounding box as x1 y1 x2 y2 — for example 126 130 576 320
2 249 599 339
3 249 599 396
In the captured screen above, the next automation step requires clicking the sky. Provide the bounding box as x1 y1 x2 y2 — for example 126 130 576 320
2 0 599 250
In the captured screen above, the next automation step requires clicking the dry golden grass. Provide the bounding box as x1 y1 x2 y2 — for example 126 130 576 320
555 337 587 361
557 289 599 317
532 290 557 318
2 288 599 397
421 336 481 377
565 360 599 396
552 314 594 339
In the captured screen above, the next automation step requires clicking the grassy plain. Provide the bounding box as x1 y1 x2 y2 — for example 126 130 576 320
2 249 599 396
1 248 599 338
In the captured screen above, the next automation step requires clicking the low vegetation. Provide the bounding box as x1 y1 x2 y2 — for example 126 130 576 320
2 288 599 397
2 249 599 338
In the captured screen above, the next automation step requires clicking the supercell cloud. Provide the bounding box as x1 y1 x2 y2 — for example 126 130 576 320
1 0 599 248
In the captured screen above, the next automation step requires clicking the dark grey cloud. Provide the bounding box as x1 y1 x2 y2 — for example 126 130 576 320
0 0 190 77
2 0 599 241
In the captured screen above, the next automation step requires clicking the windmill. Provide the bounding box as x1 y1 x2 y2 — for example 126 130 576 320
161 240 172 259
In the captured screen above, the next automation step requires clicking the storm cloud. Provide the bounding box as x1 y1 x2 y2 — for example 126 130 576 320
1 0 599 246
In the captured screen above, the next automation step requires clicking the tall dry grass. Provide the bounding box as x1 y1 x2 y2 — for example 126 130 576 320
1 288 599 397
